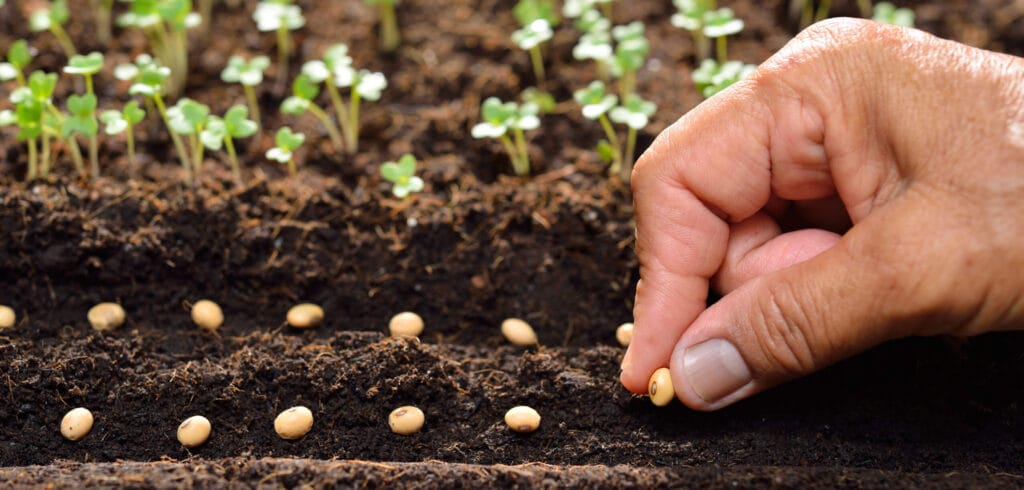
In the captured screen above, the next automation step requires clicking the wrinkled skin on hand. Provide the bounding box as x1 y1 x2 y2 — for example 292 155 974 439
621 18 1024 410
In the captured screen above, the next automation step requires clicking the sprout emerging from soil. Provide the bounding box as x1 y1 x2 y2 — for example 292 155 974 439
671 0 713 61
177 415 212 447
64 52 105 179
28 0 76 60
100 101 146 166
380 154 424 199
2 70 87 180
88 302 126 331
577 82 654 181
253 0 305 91
267 127 306 175
201 105 258 180
60 407 94 441
285 302 322 328
388 311 424 337
389 406 425 435
92 0 115 45
281 74 344 152
363 0 401 52
471 97 540 177
117 0 202 96
691 59 756 98
702 8 744 64
297 47 388 153
512 0 558 86
610 21 649 99
116 55 193 179
167 98 212 174
221 55 270 130
0 40 32 87
607 93 655 180
648 367 675 407
789 0 833 28
501 318 539 347
0 305 15 329
873 2 914 27
504 406 541 433
274 405 313 440
563 0 613 20
615 322 633 347
571 11 613 83
190 299 224 331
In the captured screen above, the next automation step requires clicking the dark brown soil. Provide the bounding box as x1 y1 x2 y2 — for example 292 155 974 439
2 0 1024 487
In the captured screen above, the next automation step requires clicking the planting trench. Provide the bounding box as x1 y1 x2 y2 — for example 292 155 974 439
1 0 1024 487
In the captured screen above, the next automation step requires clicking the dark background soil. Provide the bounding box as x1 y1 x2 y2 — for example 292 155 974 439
1 0 1024 487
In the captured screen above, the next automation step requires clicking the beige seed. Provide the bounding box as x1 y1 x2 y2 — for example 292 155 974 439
389 311 424 338
648 367 675 407
504 405 541 433
88 302 126 331
501 318 538 347
191 300 224 331
177 415 212 448
274 405 313 439
286 303 324 329
0 305 15 329
615 322 634 347
388 405 425 435
60 407 94 441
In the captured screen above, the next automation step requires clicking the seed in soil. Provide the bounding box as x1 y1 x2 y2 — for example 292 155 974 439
389 311 424 338
286 303 323 329
60 407 94 441
616 322 634 347
177 415 212 448
87 302 126 332
388 406 425 435
504 406 541 433
649 367 675 407
190 300 224 331
0 305 15 329
275 406 313 439
501 318 538 347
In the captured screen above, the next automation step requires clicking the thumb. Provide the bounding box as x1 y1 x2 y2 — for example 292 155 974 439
668 204 925 411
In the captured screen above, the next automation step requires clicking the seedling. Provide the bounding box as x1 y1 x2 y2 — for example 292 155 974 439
501 317 538 347
253 0 305 90
28 0 76 60
116 55 192 178
789 0 831 28
177 415 211 448
93 0 115 44
671 0 713 60
0 40 32 86
563 0 613 20
873 2 914 27
281 74 344 151
648 367 675 406
117 0 202 96
4 70 86 180
267 128 306 175
274 406 313 440
571 11 612 83
221 55 270 129
299 48 387 153
471 97 540 177
512 0 558 85
610 21 649 99
573 80 621 170
201 105 258 179
64 52 105 178
609 93 655 180
166 97 212 174
702 8 744 64
389 406 425 436
504 406 541 433
190 299 224 331
692 58 756 98
363 0 400 52
60 407 94 441
380 154 424 199
100 101 146 166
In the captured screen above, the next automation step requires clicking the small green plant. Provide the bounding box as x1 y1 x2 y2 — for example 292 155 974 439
166 98 214 175
610 21 649 99
201 105 258 180
608 94 655 179
100 101 146 166
363 0 400 52
1 70 86 180
512 0 558 85
281 74 344 151
117 0 202 96
701 8 744 64
380 153 424 198
858 0 872 17
563 0 613 20
266 126 305 174
574 80 654 180
873 2 914 27
253 0 305 91
64 52 105 177
92 0 115 44
28 0 76 59
0 40 32 87
789 0 831 28
570 10 613 82
471 97 540 177
692 59 756 98
221 55 270 129
299 45 387 152
671 0 713 61
116 55 192 178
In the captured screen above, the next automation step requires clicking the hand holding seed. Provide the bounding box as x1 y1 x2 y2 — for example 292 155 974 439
622 19 1024 410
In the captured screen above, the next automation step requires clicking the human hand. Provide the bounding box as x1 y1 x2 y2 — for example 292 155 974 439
620 19 1024 410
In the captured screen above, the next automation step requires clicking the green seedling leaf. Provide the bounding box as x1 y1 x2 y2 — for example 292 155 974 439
573 30 613 61
873 2 915 27
281 96 311 115
100 110 128 135
514 0 558 26
511 19 553 50
223 105 257 138
671 0 710 31
596 139 617 164
702 8 743 38
609 94 655 130
380 153 424 198
253 1 305 31
64 52 105 76
0 63 16 82
123 100 146 124
166 98 209 135
8 40 32 70
9 86 30 104
292 74 320 101
354 70 387 101
27 71 57 102
323 44 352 71
222 55 271 86
574 8 609 33
63 93 99 137
692 59 756 97
301 60 330 84
15 100 43 140
612 20 645 42
521 87 556 114
513 102 541 131
275 126 305 150
29 0 69 31
472 97 515 138
0 110 16 126
200 117 226 150
574 80 618 119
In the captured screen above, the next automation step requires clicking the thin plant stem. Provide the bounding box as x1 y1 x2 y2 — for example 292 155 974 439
50 25 77 59
693 30 709 61
597 114 623 173
244 84 261 130
307 104 344 151
857 0 872 17
511 127 530 176
224 135 241 180
619 70 636 100
814 0 831 22
85 74 94 97
347 90 361 153
89 134 99 178
14 70 25 87
40 133 51 177
800 0 813 28
286 157 297 175
27 138 38 181
324 80 353 148
716 36 727 65
199 0 213 34
596 60 609 84
378 2 400 52
126 124 136 166
601 1 613 20
152 93 193 179
623 127 637 181
275 26 291 94
528 46 545 85
498 134 523 176
67 136 84 175
96 0 113 45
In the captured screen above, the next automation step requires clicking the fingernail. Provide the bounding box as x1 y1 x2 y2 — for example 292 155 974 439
683 339 752 403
